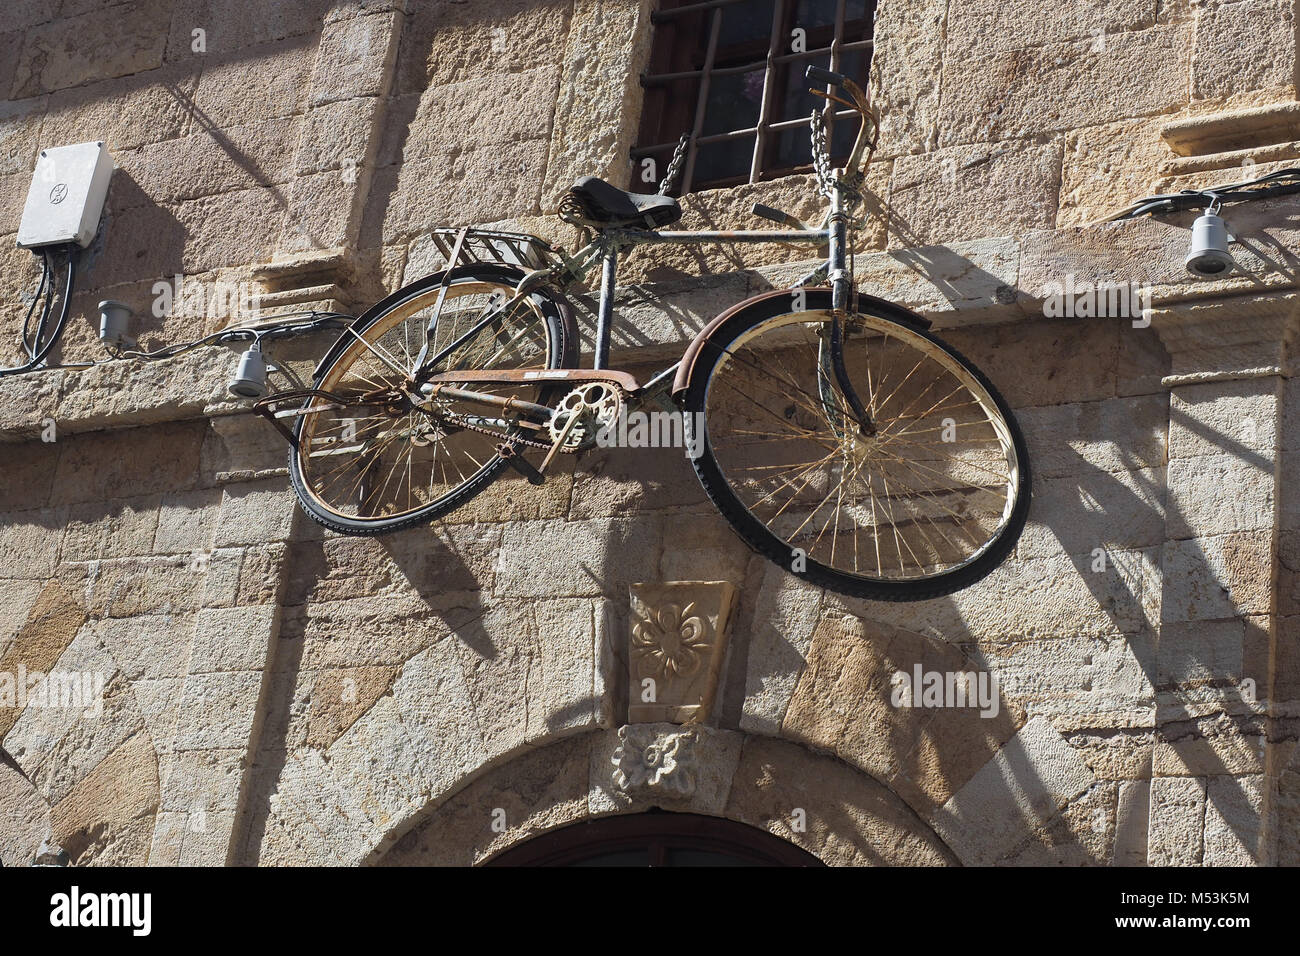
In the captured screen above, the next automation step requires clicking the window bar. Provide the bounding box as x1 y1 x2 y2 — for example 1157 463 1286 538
680 6 723 195
641 42 872 88
631 109 860 157
749 0 787 183
650 0 750 23
825 0 846 142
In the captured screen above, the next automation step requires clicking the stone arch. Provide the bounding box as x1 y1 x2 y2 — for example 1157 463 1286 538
371 725 958 866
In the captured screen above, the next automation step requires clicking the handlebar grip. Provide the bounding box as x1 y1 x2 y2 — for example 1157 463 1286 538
752 203 790 225
805 65 846 87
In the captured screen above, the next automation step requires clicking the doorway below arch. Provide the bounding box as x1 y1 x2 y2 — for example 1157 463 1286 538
484 810 824 866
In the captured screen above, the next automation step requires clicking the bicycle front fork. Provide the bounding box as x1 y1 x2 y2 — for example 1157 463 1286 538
824 205 876 437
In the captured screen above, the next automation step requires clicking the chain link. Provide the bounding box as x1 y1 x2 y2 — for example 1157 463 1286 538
810 109 866 217
658 133 690 196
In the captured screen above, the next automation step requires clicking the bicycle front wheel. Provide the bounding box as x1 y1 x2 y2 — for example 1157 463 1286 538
682 294 1030 601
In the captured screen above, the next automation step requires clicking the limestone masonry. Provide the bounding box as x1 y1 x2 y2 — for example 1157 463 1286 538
1 0 1298 866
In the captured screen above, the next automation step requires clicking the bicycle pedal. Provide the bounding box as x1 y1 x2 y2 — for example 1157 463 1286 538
496 443 546 485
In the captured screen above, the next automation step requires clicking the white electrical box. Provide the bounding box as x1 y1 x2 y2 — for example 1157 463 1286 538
17 141 114 250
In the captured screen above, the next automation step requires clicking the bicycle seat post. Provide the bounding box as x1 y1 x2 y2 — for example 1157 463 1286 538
593 243 617 371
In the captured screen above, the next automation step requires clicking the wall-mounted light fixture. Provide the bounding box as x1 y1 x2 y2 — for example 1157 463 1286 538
1185 201 1235 278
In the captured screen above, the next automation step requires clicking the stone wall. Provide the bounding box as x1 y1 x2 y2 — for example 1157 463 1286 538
1 0 1298 866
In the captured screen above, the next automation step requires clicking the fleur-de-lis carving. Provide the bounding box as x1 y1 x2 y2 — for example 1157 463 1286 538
630 601 711 681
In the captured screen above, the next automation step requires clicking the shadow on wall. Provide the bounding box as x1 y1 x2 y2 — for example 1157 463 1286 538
231 306 1276 866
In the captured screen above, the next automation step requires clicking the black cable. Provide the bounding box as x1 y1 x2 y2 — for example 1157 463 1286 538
25 247 77 370
1110 167 1300 221
19 253 50 361
30 249 61 359
1 246 76 378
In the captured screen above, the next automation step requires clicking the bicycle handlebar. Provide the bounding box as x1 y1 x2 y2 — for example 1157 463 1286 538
804 64 877 182
805 65 847 88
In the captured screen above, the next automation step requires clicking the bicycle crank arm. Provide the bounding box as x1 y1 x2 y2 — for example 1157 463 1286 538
496 443 546 485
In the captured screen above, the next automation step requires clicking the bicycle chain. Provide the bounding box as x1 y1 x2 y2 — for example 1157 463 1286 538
418 379 631 453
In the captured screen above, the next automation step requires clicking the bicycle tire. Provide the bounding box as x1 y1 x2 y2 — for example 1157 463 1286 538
682 293 1031 602
288 265 577 536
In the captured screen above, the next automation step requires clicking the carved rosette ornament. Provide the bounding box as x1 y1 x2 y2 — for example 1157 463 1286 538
627 582 737 724
611 725 699 798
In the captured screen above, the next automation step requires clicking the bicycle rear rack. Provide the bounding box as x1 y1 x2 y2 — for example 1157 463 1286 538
429 227 563 272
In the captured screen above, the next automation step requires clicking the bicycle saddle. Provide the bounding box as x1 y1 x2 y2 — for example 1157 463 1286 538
568 176 682 229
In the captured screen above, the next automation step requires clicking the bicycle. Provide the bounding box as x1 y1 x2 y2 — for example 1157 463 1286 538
264 67 1031 602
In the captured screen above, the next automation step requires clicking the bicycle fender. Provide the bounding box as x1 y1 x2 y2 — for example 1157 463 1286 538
670 287 933 396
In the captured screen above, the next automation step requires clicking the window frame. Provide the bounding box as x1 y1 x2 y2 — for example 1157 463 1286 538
633 0 877 195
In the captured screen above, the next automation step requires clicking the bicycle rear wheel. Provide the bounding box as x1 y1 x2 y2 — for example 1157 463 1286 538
682 293 1030 601
289 266 576 535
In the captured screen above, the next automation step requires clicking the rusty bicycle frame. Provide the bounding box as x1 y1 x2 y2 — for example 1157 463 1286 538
257 67 881 464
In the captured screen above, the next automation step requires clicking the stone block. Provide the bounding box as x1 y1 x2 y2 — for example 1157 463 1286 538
540 0 654 207
869 0 946 157
1169 377 1278 459
190 37 315 127
1060 117 1176 227
154 488 222 555
945 0 1155 58
323 694 429 831
11 0 170 98
170 670 265 751
305 665 397 749
39 65 199 153
927 716 1096 865
93 613 194 682
296 96 381 178
308 11 401 108
50 421 204 506
725 733 954 865
449 598 597 755
1200 781 1270 875
1018 466 1166 561
1192 0 1297 101
1017 394 1168 480
890 141 1062 247
49 731 158 865
115 114 302 206
164 0 327 62
189 603 277 673
380 733 590 866
1147 774 1206 865
388 638 489 799
938 27 1192 146
0 509 66 579
213 476 296 547
394 0 572 94
159 749 245 816
176 186 285 274
1161 531 1272 623
495 516 663 598
0 761 51 867
1166 453 1273 538
381 65 559 168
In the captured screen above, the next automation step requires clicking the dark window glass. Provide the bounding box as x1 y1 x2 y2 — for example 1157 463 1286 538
633 0 877 195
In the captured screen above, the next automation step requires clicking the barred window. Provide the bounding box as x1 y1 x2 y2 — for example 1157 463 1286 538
633 0 877 196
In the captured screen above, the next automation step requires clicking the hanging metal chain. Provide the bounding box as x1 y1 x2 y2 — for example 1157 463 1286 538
811 107 863 231
658 133 690 196
810 108 865 210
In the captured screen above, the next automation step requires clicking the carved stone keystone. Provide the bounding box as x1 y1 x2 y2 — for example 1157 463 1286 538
627 581 737 724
